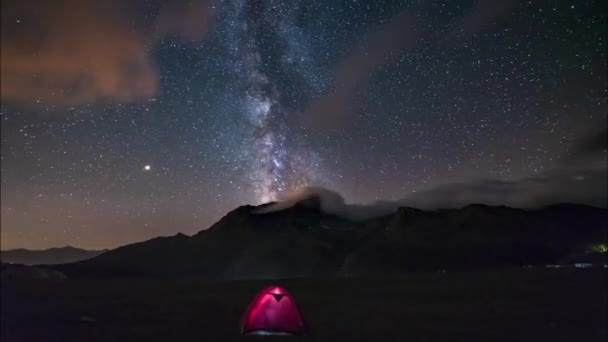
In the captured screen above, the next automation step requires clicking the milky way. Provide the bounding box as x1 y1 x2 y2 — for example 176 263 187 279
217 0 325 203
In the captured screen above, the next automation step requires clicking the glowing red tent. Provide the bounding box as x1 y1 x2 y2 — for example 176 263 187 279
241 286 306 336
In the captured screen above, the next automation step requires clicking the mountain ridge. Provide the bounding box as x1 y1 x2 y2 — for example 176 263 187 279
48 201 608 278
1 246 108 265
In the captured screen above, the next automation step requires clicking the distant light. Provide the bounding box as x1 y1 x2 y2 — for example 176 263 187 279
589 243 608 253
144 165 151 171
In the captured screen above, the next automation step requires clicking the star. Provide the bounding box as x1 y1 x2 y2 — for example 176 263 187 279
0 0 605 250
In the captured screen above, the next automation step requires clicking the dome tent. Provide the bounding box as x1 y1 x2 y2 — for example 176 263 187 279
241 286 306 336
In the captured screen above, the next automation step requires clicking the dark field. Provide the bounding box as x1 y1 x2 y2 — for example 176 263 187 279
2 269 606 342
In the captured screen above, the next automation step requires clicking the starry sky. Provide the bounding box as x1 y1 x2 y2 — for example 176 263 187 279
1 0 606 250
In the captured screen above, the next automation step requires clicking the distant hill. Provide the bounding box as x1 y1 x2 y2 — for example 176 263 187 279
54 198 607 278
1 246 107 265
1 263 66 280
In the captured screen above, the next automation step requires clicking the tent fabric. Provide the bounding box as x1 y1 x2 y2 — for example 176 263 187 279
241 286 306 336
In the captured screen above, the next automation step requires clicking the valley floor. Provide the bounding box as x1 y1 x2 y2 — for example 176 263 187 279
1 269 606 341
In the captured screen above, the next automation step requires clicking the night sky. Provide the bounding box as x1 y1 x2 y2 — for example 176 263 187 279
1 0 606 250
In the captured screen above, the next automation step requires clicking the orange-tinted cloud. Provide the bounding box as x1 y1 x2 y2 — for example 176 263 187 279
0 0 211 106
156 0 211 44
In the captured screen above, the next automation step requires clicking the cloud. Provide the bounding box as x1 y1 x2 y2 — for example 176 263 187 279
259 129 607 218
261 166 606 220
0 0 158 105
397 169 607 210
255 186 391 220
402 128 607 210
301 0 517 129
0 0 211 106
570 128 608 158
301 11 421 129
155 0 211 44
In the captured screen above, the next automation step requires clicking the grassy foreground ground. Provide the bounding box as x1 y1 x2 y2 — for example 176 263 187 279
2 269 606 341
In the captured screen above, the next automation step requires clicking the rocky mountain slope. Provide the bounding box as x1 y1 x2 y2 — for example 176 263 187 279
54 198 607 278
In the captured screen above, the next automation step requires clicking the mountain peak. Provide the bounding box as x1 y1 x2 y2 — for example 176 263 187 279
50 203 607 278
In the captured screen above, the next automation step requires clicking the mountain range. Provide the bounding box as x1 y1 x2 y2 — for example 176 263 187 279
1 246 107 265
52 197 607 279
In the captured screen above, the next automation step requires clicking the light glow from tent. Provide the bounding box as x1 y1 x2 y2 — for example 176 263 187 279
241 286 305 336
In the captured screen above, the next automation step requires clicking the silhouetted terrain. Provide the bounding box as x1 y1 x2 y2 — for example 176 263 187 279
54 199 607 278
3 200 607 341
1 246 107 265
1 270 606 341
0 263 66 280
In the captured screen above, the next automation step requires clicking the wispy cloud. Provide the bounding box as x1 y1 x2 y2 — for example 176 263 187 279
260 128 607 218
301 0 517 129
